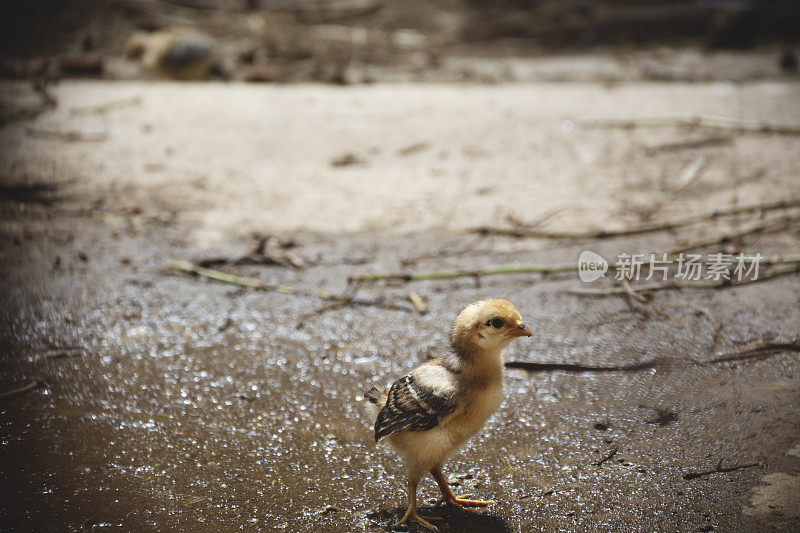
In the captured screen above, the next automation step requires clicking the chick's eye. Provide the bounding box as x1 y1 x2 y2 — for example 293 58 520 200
487 317 504 329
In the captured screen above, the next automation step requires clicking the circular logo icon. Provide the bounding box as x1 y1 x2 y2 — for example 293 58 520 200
578 251 608 282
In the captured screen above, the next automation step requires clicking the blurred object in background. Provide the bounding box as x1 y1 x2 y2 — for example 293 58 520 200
779 47 798 73
125 28 215 80
1 1 800 83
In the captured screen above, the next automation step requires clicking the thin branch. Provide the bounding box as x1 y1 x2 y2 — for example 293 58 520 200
70 96 142 116
621 279 675 320
197 234 304 269
294 288 406 329
0 380 45 399
504 358 666 373
33 348 82 362
407 292 427 314
664 304 717 323
504 205 578 233
621 279 649 304
702 341 800 365
581 114 800 135
644 136 731 153
351 255 800 284
167 260 292 293
594 448 618 467
294 296 407 328
26 126 108 142
666 214 800 255
682 461 759 480
676 155 706 189
506 340 797 378
294 281 361 329
350 262 578 282
167 261 408 327
295 296 353 329
469 199 800 239
400 235 487 267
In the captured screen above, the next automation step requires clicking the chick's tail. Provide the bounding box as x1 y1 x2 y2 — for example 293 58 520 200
364 386 386 422
365 386 381 404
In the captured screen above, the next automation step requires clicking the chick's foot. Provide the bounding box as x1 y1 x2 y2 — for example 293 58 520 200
393 508 441 531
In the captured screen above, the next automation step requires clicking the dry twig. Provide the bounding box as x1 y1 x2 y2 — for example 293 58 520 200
294 284 405 329
33 348 82 362
504 358 666 373
407 292 427 314
682 460 759 480
507 339 797 374
351 262 578 283
0 380 45 399
666 214 800 255
582 114 800 135
594 448 618 467
702 341 800 365
676 155 707 189
400 236 487 267
167 261 408 327
620 279 649 304
295 296 353 329
198 235 304 269
70 96 142 116
619 279 675 320
397 141 430 156
353 255 800 284
470 199 800 239
26 126 108 142
167 260 292 293
644 136 731 153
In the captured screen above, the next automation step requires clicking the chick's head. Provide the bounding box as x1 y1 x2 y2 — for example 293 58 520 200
450 298 533 355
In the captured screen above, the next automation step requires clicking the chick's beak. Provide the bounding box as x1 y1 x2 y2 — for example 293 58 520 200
508 323 533 337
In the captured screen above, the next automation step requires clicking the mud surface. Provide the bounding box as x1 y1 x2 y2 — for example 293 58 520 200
1 80 800 532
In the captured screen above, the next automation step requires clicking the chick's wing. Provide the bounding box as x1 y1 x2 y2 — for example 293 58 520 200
374 370 456 442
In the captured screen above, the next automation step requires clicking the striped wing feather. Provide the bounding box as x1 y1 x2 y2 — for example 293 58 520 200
374 374 455 442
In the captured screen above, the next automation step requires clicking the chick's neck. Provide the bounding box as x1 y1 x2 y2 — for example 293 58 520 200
444 342 505 387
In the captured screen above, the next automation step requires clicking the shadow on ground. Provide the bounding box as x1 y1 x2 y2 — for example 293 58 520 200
368 506 510 532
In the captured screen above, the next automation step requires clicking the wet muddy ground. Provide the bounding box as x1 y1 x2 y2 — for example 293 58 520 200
1 80 799 532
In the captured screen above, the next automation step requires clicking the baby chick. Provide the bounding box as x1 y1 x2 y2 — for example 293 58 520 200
125 29 214 80
366 299 533 531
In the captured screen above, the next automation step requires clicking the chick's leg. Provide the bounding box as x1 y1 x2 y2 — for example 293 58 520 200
430 467 495 508
393 478 440 532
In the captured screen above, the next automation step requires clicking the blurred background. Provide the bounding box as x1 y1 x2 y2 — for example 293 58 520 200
2 0 800 84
